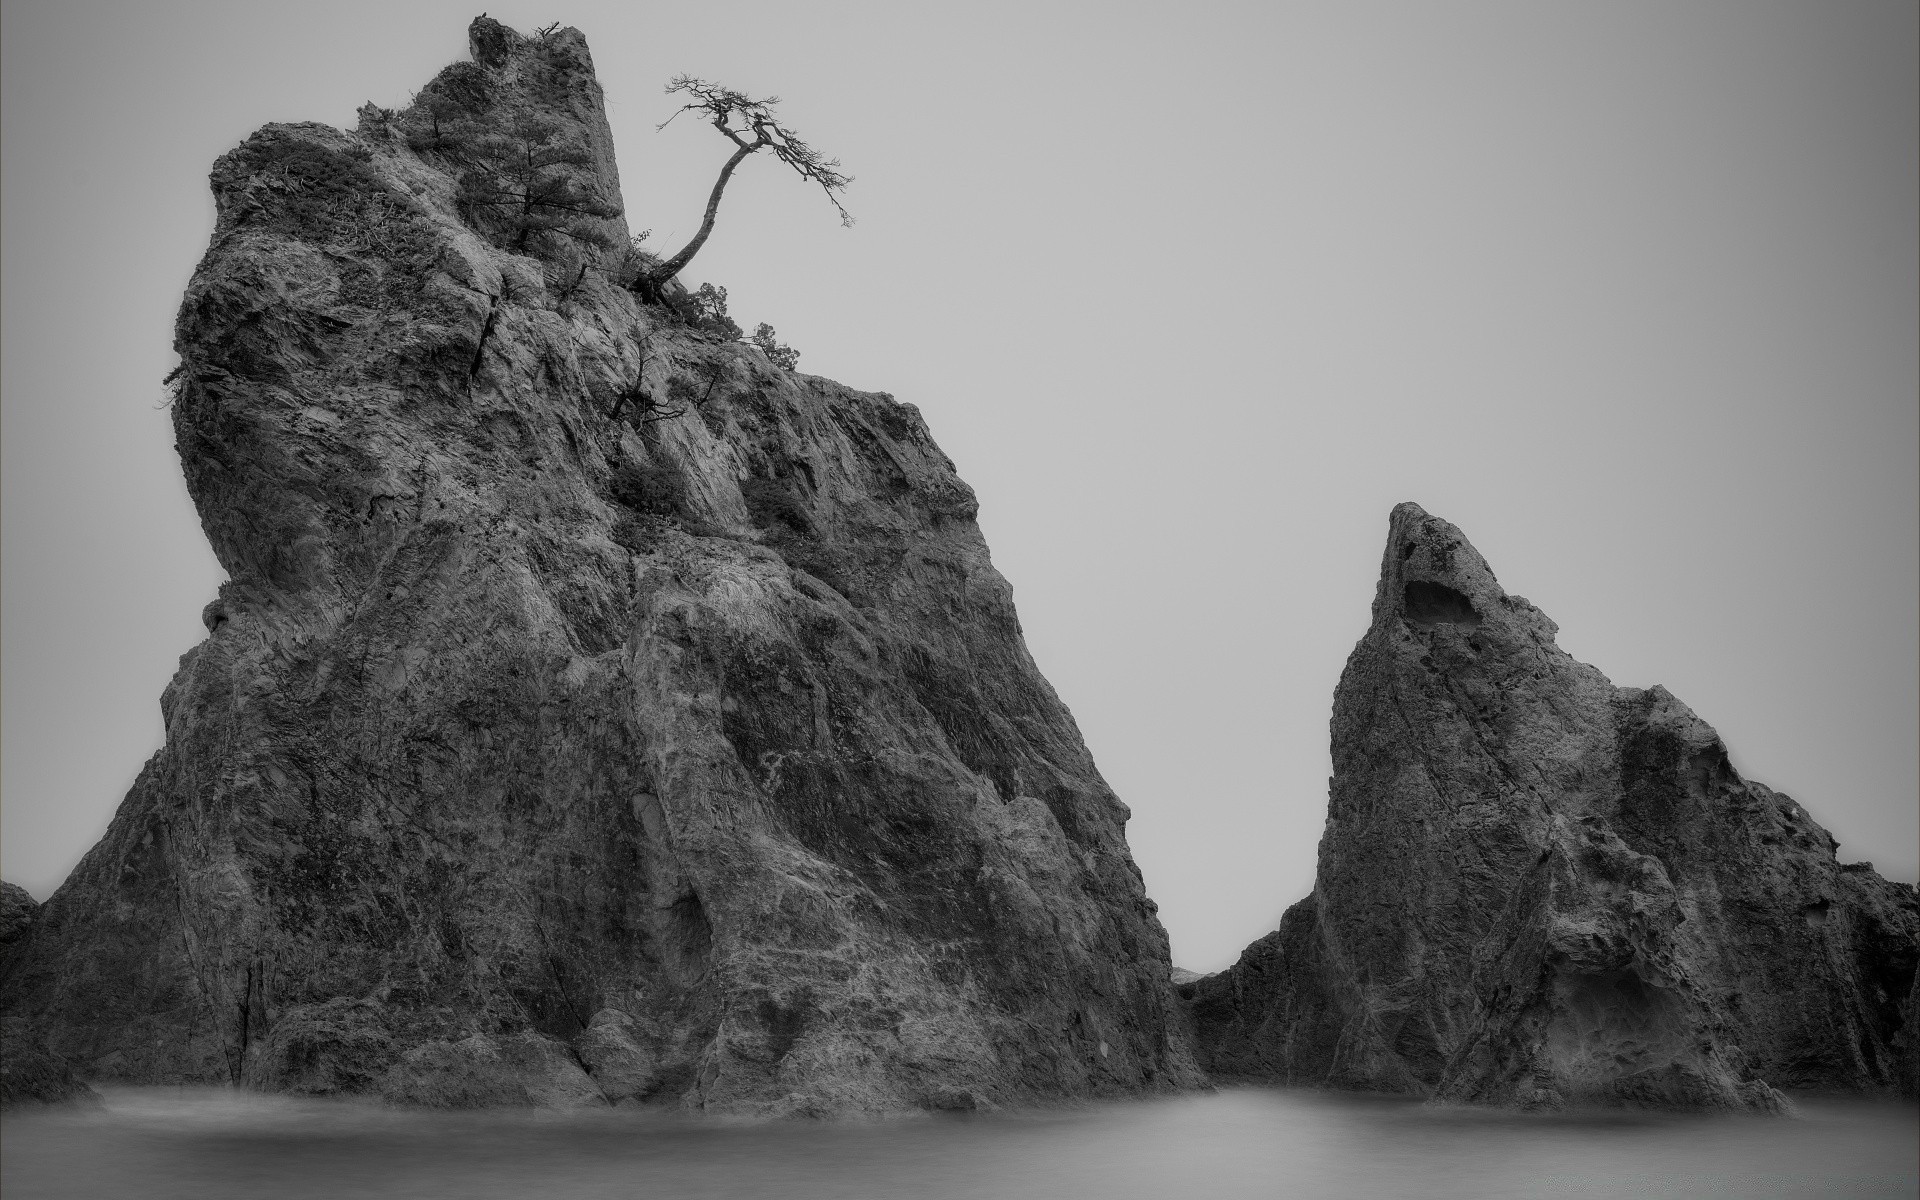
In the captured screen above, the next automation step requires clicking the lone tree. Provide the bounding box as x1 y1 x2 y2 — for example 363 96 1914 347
637 76 851 300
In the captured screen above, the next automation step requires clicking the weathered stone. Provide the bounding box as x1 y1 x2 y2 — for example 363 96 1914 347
0 1033 101 1108
0 17 1201 1114
0 882 37 958
1191 503 1920 1108
575 1008 659 1103
0 882 100 1107
379 1030 605 1108
242 998 397 1095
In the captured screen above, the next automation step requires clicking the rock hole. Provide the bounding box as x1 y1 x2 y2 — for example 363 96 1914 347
1802 899 1830 929
1402 581 1483 628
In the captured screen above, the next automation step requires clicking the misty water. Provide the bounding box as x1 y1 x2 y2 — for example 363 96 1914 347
4 1087 1915 1200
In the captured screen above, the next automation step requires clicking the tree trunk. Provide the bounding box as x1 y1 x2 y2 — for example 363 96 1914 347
647 142 758 286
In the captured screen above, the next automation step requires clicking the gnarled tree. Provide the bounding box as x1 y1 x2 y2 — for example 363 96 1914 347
637 77 851 301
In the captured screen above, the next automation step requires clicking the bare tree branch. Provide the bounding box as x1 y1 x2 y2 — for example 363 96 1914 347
609 335 736 425
642 76 852 292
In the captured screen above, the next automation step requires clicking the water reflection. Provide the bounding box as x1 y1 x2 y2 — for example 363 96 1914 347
3 1086 1914 1200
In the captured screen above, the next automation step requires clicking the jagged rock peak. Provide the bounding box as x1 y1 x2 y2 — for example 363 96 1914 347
1189 503 1919 1109
1371 502 1553 632
469 14 522 66
0 17 1203 1115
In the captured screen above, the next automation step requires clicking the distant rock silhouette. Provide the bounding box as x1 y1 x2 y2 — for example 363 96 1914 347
0 16 1201 1115
1190 503 1919 1109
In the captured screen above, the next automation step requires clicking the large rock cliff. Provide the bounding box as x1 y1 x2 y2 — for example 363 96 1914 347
0 18 1201 1114
1190 503 1920 1109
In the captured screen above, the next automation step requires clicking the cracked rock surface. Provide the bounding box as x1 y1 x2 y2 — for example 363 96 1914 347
1189 503 1919 1108
0 17 1201 1115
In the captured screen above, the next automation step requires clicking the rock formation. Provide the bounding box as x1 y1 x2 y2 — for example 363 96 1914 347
1189 503 1920 1109
0 882 36 957
0 17 1201 1114
0 884 98 1106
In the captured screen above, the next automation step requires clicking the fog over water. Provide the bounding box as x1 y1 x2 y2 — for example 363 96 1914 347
3 1087 1915 1200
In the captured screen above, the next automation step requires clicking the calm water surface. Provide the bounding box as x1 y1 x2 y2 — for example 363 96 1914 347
3 1086 1913 1199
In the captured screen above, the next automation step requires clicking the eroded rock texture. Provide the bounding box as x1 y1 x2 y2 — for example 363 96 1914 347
0 882 36 958
0 17 1200 1114
1190 503 1919 1109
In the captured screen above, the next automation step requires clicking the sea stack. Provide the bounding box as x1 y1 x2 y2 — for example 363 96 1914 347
1189 503 1920 1108
0 17 1201 1114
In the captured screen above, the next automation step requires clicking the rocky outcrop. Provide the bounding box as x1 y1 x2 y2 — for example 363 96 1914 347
0 881 99 1107
0 882 37 959
1190 503 1920 1109
0 17 1200 1115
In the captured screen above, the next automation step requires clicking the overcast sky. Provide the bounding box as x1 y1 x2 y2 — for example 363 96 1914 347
3 0 1914 971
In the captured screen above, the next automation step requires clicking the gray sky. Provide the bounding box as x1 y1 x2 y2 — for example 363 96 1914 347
3 0 1914 972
